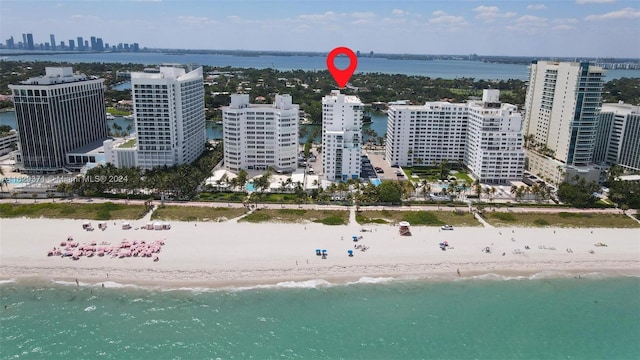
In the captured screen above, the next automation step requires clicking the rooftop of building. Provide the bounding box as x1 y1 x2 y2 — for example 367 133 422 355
601 102 640 114
14 67 95 86
68 137 112 155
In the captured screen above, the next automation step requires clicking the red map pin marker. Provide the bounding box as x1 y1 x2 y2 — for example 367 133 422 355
326 46 358 88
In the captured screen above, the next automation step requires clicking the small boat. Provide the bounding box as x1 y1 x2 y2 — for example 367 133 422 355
106 113 115 120
124 114 134 120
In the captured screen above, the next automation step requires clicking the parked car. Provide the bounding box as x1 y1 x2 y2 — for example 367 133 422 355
441 225 454 230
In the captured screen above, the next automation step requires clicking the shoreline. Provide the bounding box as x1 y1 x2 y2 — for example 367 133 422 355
2 217 639 290
2 266 639 292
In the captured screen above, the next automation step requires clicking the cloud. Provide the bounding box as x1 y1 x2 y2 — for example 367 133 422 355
298 11 343 22
392 9 406 16
506 15 549 33
178 16 215 25
429 11 466 25
70 14 101 22
352 12 375 19
585 7 640 20
351 19 371 25
576 0 616 4
551 25 574 30
474 6 516 23
527 4 547 10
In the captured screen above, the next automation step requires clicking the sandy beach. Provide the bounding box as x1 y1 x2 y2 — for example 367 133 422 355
1 216 639 288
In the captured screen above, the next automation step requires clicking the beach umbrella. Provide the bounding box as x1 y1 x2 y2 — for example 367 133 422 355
352 236 358 241
348 250 354 257
316 249 321 256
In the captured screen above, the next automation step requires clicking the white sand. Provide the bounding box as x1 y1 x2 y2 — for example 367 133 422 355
1 217 639 287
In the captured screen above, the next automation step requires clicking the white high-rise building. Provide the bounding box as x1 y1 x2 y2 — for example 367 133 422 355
385 102 468 167
465 90 525 183
523 61 605 183
9 67 108 173
222 94 299 172
594 102 640 172
130 66 206 170
322 90 363 181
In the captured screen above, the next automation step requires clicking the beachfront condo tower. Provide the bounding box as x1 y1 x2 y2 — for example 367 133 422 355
593 102 640 172
464 90 525 183
9 67 108 173
322 90 363 181
385 102 468 167
130 66 206 170
523 61 605 184
222 94 299 173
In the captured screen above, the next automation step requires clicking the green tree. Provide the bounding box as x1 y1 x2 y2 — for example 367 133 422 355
377 182 402 203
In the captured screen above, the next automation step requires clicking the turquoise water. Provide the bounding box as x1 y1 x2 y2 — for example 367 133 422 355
1 275 638 359
246 183 256 192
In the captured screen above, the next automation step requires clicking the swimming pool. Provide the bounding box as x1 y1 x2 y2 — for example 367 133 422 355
369 179 382 186
245 183 256 192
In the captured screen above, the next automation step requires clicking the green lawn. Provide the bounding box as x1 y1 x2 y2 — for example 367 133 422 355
0 202 148 220
483 211 639 228
151 205 246 222
356 209 481 227
106 107 132 116
198 192 248 202
239 208 349 225
119 138 136 148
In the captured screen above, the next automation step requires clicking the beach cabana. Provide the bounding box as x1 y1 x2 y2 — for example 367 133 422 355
153 222 163 230
98 221 107 230
146 222 154 230
82 221 92 229
122 222 132 230
399 221 411 236
162 223 171 230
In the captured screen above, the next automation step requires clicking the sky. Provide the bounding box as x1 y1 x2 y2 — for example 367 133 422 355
0 0 639 58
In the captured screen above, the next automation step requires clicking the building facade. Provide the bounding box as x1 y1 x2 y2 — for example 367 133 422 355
465 90 525 183
130 66 206 170
523 61 605 184
9 67 108 173
596 102 640 172
222 94 299 172
385 102 468 167
322 90 363 181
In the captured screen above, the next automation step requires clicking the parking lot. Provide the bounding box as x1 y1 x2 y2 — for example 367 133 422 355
362 150 407 181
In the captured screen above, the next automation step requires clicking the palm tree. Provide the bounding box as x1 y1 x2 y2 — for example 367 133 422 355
510 185 518 200
490 186 496 202
11 191 18 203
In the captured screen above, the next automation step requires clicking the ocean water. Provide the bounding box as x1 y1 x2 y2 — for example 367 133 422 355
1 274 639 359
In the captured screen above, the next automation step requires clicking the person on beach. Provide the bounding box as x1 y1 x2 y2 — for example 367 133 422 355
457 269 461 276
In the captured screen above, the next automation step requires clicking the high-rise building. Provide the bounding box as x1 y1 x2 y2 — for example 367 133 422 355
9 67 108 173
523 61 605 184
465 90 525 183
26 33 34 50
6 36 14 49
49 34 56 50
595 102 640 172
130 66 206 170
322 90 363 181
222 94 299 172
77 37 83 50
385 102 468 167
68 39 75 50
90 36 97 50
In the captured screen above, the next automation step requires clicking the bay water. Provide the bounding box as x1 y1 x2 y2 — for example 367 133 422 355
1 274 638 359
2 51 639 81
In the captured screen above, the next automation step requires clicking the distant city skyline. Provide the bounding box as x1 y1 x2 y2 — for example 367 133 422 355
0 0 639 58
